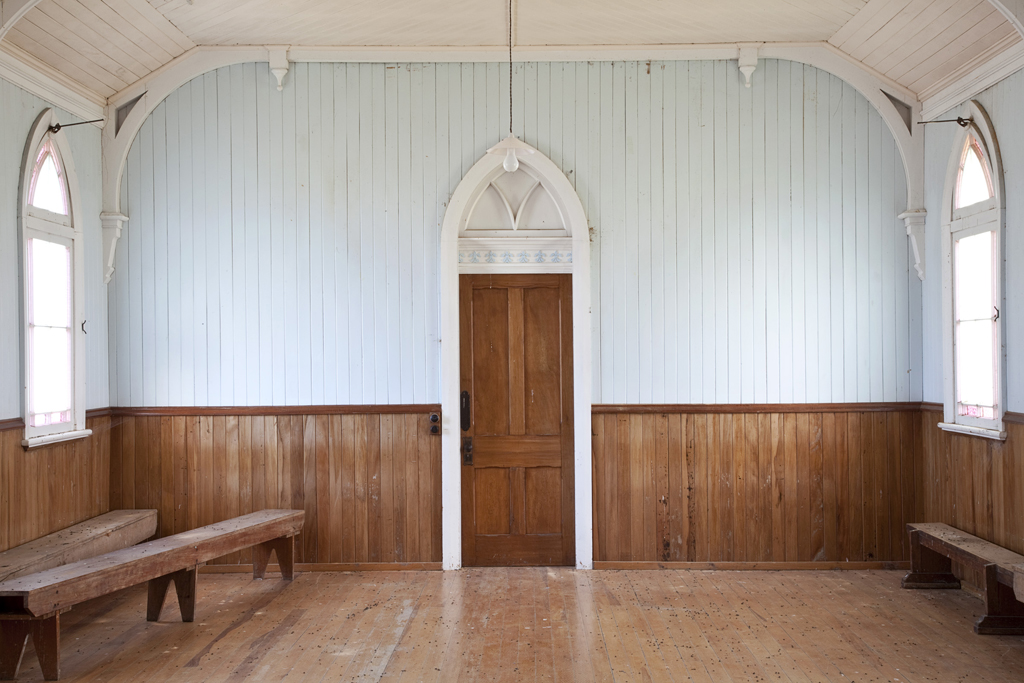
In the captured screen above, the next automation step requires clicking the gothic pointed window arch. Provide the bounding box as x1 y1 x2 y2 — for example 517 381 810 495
940 102 1004 440
20 109 89 448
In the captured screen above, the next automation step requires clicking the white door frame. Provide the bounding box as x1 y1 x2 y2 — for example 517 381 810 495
439 142 592 570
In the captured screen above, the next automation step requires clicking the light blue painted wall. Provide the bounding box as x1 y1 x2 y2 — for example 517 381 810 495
923 67 1024 412
0 77 108 420
112 60 920 407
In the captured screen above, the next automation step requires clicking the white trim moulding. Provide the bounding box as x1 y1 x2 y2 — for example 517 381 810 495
938 422 1007 441
0 42 105 124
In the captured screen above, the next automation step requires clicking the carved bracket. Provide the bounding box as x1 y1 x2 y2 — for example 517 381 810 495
268 46 290 91
738 43 761 88
899 209 927 281
101 212 128 284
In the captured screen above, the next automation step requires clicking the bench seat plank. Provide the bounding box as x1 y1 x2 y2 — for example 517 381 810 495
0 510 303 618
0 510 158 583
904 522 1024 636
908 522 1024 586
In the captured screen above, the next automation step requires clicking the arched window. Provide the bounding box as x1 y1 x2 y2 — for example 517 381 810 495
940 102 1004 439
20 110 89 448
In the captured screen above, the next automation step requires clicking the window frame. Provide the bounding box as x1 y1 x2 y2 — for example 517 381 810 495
19 109 90 448
940 101 1006 440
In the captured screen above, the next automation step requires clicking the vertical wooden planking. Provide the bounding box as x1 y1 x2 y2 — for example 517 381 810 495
616 414 630 562
642 414 656 562
745 414 760 561
300 415 316 563
847 412 863 560
368 415 383 563
354 415 369 562
592 414 605 561
764 60 780 404
860 413 877 560
790 64 806 403
835 412 850 560
326 415 342 563
667 414 684 561
776 61 794 404
812 413 828 561
341 414 357 561
731 413 745 561
629 414 644 561
771 413 785 561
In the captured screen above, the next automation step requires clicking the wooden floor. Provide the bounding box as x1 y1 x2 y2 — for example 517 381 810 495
19 569 1024 682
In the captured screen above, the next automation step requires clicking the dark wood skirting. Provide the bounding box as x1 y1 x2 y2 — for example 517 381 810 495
592 402 929 414
199 562 442 573
593 561 910 571
110 404 441 417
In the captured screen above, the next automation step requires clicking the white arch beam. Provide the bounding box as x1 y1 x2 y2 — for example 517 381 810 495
0 0 40 41
989 0 1024 38
102 42 926 278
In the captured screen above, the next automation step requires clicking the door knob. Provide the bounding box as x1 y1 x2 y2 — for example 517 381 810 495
462 437 473 466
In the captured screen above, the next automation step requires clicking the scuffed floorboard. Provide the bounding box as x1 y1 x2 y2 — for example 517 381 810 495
17 569 1024 682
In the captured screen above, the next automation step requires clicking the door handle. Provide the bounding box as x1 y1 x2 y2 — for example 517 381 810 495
462 437 473 466
461 391 471 431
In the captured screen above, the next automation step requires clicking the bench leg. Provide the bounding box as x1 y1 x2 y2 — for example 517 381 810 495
975 563 1024 635
0 621 30 680
147 567 198 623
902 529 960 589
0 615 60 681
253 536 295 580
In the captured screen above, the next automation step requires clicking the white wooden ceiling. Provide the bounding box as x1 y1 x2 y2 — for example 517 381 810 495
0 0 1019 102
831 0 1020 100
146 0 868 47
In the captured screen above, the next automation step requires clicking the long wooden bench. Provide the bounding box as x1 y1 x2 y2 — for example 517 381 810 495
902 522 1024 635
0 510 157 583
0 509 303 681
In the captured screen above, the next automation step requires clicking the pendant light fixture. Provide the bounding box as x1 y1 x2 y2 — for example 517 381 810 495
487 0 533 173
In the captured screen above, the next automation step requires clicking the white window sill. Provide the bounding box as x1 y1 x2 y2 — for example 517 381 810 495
937 422 1006 441
22 428 92 449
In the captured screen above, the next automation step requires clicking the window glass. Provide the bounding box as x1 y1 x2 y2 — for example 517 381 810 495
955 138 994 210
27 238 72 427
29 144 69 215
954 230 996 419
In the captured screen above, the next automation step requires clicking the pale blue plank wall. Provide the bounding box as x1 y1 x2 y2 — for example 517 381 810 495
923 67 1024 413
111 60 920 407
0 77 107 420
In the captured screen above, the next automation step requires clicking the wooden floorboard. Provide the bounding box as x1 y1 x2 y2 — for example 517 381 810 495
14 569 1024 682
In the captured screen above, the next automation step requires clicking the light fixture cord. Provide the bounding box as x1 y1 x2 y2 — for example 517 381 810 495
509 0 513 135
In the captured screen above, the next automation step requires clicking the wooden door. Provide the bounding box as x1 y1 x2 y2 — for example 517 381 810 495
460 274 575 566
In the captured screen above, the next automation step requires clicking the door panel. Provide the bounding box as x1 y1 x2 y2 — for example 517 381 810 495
525 468 562 534
474 468 511 535
524 286 562 435
460 273 574 567
471 287 510 436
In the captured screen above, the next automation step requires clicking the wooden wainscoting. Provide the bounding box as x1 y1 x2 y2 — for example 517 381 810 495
108 407 442 569
591 405 922 568
919 408 1024 570
0 413 112 553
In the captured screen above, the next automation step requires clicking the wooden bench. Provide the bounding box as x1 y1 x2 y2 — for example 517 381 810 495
0 509 303 680
902 522 1024 635
0 510 157 584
